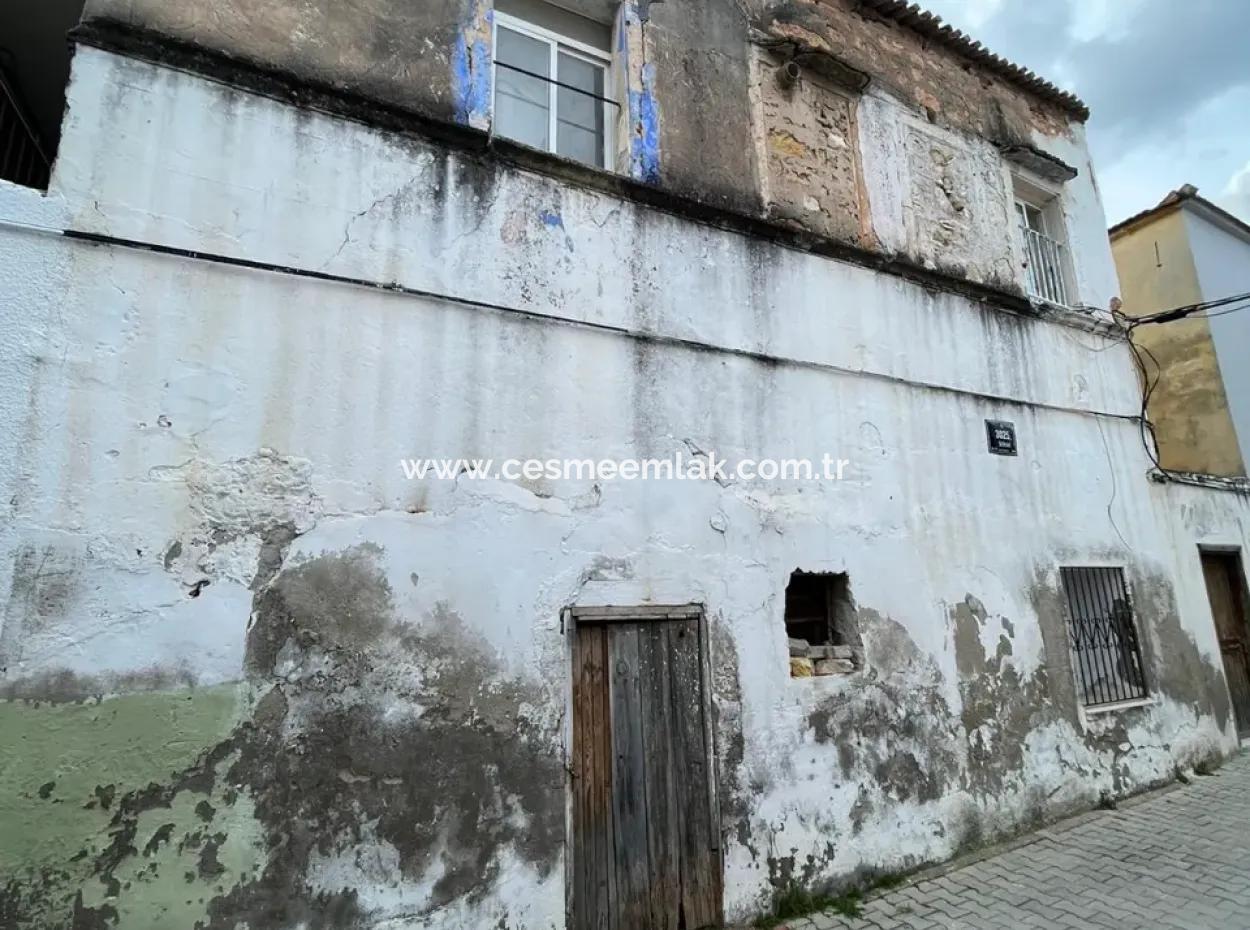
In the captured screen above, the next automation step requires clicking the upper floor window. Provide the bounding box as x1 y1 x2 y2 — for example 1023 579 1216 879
1014 178 1075 308
492 2 615 170
0 0 86 190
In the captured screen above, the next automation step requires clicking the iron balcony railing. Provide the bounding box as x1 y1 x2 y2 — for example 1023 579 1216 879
0 67 51 190
1020 225 1071 308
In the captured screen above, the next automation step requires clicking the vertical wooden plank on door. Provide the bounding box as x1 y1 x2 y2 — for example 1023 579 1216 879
572 625 587 930
593 623 615 930
640 623 681 930
667 618 724 929
1203 553 1250 735
572 624 612 930
609 624 653 930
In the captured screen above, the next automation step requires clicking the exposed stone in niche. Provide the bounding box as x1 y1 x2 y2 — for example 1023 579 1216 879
755 47 865 244
785 571 863 677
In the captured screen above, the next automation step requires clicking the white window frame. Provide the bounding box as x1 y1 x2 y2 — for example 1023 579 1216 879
1015 200 1047 236
1013 175 1077 309
492 10 615 170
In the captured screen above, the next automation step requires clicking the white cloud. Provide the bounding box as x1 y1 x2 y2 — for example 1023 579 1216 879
919 0 1250 225
1069 0 1146 42
1223 161 1250 221
923 0 1005 31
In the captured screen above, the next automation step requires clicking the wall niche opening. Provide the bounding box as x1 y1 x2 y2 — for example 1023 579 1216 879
785 571 862 678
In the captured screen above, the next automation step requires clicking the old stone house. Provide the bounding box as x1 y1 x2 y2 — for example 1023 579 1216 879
1 1 1249 928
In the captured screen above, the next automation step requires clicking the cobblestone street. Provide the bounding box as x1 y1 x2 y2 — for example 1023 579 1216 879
785 750 1250 930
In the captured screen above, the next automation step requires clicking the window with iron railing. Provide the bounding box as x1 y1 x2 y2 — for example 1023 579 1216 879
1060 567 1150 708
1015 199 1071 307
493 10 616 170
0 66 51 190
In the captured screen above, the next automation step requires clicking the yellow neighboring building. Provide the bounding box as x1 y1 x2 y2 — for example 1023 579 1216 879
1110 185 1250 478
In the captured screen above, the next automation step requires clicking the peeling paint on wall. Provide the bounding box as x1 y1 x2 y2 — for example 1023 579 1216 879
629 63 662 184
617 3 662 184
0 686 251 929
452 0 493 130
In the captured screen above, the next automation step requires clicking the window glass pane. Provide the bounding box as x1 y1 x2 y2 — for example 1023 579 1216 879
496 26 551 151
557 52 605 168
557 119 603 168
1015 200 1047 233
498 25 550 77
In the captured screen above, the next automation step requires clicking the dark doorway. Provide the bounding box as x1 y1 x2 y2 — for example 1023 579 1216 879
570 606 723 930
1200 550 1250 737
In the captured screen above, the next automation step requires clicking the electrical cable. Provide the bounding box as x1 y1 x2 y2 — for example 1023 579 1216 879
1111 289 1250 484
1127 290 1250 327
1201 300 1250 321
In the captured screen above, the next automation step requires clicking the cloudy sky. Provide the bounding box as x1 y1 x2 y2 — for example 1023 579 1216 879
921 0 1250 227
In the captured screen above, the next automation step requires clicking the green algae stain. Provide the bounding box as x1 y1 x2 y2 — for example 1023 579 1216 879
79 776 266 930
0 685 255 929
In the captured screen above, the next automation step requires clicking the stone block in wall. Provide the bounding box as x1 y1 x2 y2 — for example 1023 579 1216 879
906 129 972 252
790 657 815 678
789 637 811 657
808 643 855 660
814 658 856 676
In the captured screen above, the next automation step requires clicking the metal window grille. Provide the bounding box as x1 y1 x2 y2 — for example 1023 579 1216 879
1020 225 1071 307
0 67 51 190
1060 567 1149 707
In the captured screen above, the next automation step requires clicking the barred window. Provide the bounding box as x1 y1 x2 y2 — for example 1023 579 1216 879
1060 567 1149 707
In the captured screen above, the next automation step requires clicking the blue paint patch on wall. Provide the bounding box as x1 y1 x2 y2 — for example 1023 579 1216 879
452 2 493 128
539 210 576 252
630 63 661 185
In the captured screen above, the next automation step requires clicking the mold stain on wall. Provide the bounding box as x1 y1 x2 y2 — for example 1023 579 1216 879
733 563 1237 914
807 609 962 812
0 542 565 929
950 594 1057 799
0 687 250 929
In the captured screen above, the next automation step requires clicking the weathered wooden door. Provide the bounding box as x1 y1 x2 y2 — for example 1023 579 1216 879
571 609 723 930
1201 551 1250 735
